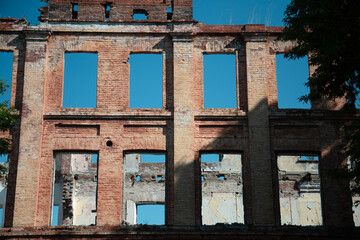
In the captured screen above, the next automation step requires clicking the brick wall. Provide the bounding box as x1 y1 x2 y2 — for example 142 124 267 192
0 3 358 238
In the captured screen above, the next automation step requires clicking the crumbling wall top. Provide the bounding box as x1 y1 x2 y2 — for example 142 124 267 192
0 18 29 31
39 0 193 22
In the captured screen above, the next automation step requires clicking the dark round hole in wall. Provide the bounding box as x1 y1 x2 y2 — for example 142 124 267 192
106 140 113 147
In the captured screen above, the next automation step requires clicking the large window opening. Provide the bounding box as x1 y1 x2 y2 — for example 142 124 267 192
201 153 244 225
277 154 322 226
52 152 98 226
129 54 163 108
0 52 13 107
123 153 165 225
276 54 310 109
203 54 237 109
63 53 97 108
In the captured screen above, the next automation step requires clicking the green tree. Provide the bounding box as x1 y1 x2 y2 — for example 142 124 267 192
0 78 18 177
280 0 360 108
279 0 360 193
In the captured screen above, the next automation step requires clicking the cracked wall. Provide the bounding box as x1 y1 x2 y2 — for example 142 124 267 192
278 155 322 226
201 154 244 225
52 152 98 226
123 153 165 225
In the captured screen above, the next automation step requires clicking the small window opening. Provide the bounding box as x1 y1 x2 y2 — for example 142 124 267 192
72 3 78 19
0 52 13 107
0 154 8 163
133 10 148 20
0 152 9 228
51 205 59 226
299 155 319 162
277 154 322 226
129 54 163 108
63 53 97 108
167 7 173 20
201 154 220 163
140 154 165 163
104 3 111 20
276 54 310 109
91 154 98 163
0 208 3 227
136 204 165 225
203 54 237 108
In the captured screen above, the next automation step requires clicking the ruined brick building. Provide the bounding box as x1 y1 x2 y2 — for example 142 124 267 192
0 0 359 239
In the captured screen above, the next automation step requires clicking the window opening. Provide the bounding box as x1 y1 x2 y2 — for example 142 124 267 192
203 54 237 108
63 53 97 108
277 154 322 226
0 208 3 227
104 3 111 20
0 52 13 107
129 54 163 108
91 154 98 163
141 154 165 163
72 3 78 19
133 10 148 20
136 204 165 225
201 153 244 225
0 153 8 228
123 153 166 225
52 152 98 226
276 54 310 109
0 154 8 163
51 205 59 226
167 7 173 20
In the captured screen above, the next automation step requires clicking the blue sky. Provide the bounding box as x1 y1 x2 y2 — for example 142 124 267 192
0 0 310 110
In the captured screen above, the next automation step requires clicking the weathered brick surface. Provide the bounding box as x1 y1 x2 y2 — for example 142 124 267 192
0 0 358 238
40 0 193 22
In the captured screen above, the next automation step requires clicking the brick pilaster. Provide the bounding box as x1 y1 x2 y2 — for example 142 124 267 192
171 33 196 226
245 35 275 225
12 30 50 227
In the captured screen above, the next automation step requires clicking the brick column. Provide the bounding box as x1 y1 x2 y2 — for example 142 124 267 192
12 30 50 227
245 35 275 225
171 33 196 226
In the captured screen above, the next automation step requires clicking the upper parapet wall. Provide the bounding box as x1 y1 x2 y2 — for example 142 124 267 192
39 0 193 22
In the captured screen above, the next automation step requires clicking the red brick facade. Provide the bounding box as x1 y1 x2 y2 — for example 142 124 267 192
0 0 359 239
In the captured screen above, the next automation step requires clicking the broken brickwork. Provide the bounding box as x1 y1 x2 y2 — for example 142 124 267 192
0 0 359 239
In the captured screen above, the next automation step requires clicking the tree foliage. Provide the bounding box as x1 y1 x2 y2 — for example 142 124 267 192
279 0 360 194
0 78 18 177
279 0 360 109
